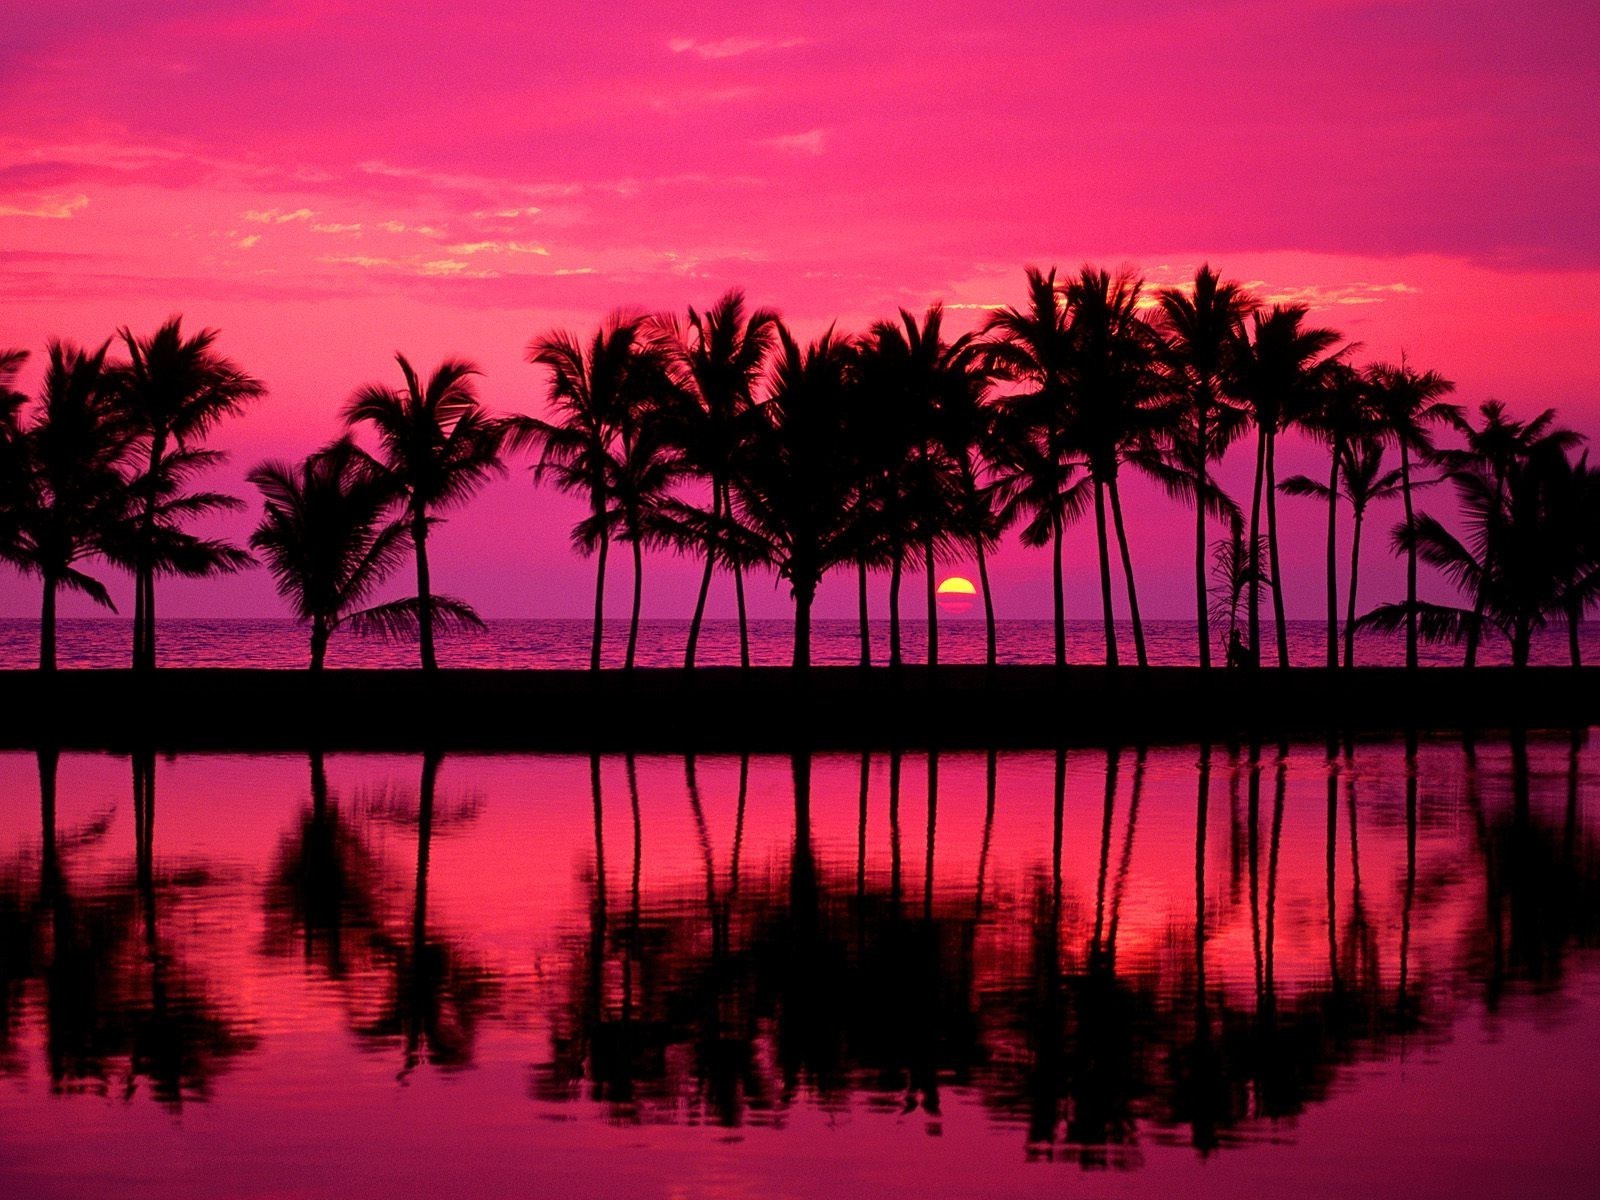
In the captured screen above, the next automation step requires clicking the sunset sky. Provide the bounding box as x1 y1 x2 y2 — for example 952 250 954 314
3 1 1598 622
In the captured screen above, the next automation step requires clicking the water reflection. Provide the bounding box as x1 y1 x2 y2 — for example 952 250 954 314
0 735 1597 1177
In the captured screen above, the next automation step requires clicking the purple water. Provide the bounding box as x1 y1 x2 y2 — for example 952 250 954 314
1 616 1594 669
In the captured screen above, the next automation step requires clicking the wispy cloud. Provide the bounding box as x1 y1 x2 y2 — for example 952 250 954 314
0 193 88 219
759 129 826 156
668 35 809 60
242 207 316 223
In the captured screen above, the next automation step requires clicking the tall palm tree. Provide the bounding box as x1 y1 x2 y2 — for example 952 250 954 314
1156 266 1256 669
984 267 1078 667
1228 306 1343 667
248 437 417 670
4 341 134 670
1365 359 1459 669
729 325 859 669
1060 266 1173 667
344 355 507 671
653 291 777 669
525 317 667 671
1433 400 1579 666
112 317 262 670
0 348 28 558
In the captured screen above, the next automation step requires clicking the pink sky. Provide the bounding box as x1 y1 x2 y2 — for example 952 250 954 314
3 1 1599 623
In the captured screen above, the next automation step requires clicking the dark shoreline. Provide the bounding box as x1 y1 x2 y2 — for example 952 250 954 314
2 665 1595 751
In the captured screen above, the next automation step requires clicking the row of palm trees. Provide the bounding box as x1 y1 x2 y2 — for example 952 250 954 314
3 267 1596 672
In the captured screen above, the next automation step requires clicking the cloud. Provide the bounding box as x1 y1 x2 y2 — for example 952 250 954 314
668 35 808 59
242 207 316 223
311 221 361 233
759 129 826 156
236 233 260 248
0 193 88 219
447 240 550 256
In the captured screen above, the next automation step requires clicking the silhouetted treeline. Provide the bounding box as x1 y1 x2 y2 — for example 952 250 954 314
4 267 1597 671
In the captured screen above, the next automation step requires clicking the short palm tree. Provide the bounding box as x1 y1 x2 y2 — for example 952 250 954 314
1365 360 1459 669
344 355 507 671
1228 306 1343 667
4 341 134 669
729 325 859 669
525 317 669 670
1156 266 1256 669
652 291 777 669
112 317 263 670
248 437 416 670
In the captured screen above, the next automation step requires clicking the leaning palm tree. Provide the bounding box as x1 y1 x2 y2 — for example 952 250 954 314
112 317 263 670
729 325 860 669
1156 266 1256 669
343 355 507 671
1227 306 1343 667
525 317 667 671
1432 400 1579 666
652 292 777 668
4 341 134 669
1365 359 1459 669
248 437 419 670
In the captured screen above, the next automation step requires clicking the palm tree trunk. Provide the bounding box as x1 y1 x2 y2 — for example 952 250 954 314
626 537 643 672
1092 478 1119 667
1107 476 1147 667
1464 471 1506 668
1400 443 1418 670
723 484 750 670
924 538 938 668
857 560 871 667
1569 605 1582 668
975 537 997 667
590 530 610 671
413 511 436 671
889 554 903 669
40 576 57 672
1265 431 1289 668
685 550 715 670
1325 446 1341 669
1195 418 1211 670
132 562 145 669
141 571 157 671
793 584 814 670
310 616 329 672
1248 427 1267 668
1052 517 1066 670
1345 509 1364 669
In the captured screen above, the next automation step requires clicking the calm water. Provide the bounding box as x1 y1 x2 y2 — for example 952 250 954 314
1 739 1597 1198
3 616 1598 668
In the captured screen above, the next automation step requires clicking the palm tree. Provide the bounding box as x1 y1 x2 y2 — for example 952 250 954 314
729 325 859 669
1433 400 1579 666
112 317 262 670
4 341 134 670
1208 514 1269 665
1228 306 1343 667
1365 359 1459 669
1060 266 1173 667
1156 266 1256 669
608 414 680 670
344 355 507 671
652 291 777 669
248 437 416 670
0 348 28 556
1281 362 1373 668
984 267 1078 667
525 317 667 671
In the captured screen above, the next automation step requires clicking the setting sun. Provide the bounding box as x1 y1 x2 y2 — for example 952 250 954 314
936 576 976 614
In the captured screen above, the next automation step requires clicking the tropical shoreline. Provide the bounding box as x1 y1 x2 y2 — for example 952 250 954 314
4 664 1594 751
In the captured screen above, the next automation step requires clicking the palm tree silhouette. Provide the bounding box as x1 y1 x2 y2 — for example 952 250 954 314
729 325 859 669
1433 400 1580 665
110 317 261 670
1060 266 1174 668
653 292 777 668
248 437 412 670
526 317 669 670
1229 306 1343 666
985 268 1079 667
344 355 505 670
1365 359 1459 669
1156 266 1256 669
3 341 133 669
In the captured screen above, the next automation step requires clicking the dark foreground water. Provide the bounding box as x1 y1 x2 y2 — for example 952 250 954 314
2 738 1598 1198
4 616 1599 669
